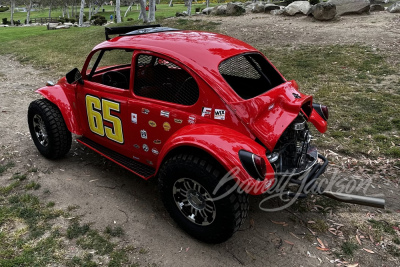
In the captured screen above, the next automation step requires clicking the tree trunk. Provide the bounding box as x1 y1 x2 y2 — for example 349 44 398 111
138 0 148 23
26 0 32 25
79 0 85 26
206 0 209 8
124 2 133 17
148 0 155 22
116 0 121 22
186 0 192 16
10 0 14 26
169 0 173 7
88 1 92 20
48 2 52 19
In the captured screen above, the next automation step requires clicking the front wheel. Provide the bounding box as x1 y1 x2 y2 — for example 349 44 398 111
28 99 72 159
158 154 249 243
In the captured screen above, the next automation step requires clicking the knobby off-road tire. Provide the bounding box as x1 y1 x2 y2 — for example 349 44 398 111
159 154 249 243
28 99 72 159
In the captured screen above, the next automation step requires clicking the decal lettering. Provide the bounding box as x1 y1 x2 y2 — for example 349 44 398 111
214 109 226 120
142 108 150 114
148 120 157 127
160 110 170 118
147 160 153 165
163 122 171 131
143 144 149 152
133 144 140 149
131 113 138 124
85 95 124 144
151 148 159 155
140 129 148 139
174 119 183 124
132 156 140 160
201 107 212 118
153 139 161 145
188 115 196 124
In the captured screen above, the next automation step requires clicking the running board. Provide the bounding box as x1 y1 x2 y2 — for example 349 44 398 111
77 136 156 180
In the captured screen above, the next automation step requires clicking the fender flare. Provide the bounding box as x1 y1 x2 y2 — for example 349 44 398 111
156 124 276 195
36 84 83 135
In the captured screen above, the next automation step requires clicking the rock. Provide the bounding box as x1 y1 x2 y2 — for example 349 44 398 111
370 4 385 11
327 0 370 16
47 23 59 30
387 2 400 13
309 2 337 20
271 9 285 15
64 22 73 26
175 12 186 17
211 5 227 15
202 7 214 14
56 25 70 29
369 0 384 3
283 1 311 15
226 2 246 15
252 3 266 13
264 4 281 11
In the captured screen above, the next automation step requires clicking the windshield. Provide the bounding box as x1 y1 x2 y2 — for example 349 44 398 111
219 53 285 100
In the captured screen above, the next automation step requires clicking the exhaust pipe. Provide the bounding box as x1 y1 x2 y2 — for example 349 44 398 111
321 191 385 209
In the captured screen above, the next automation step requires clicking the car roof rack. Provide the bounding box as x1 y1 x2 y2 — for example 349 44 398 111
105 25 178 40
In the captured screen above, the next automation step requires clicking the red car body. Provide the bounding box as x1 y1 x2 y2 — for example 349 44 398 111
35 29 328 196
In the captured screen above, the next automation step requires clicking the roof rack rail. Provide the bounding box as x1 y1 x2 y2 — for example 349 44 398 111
105 25 161 40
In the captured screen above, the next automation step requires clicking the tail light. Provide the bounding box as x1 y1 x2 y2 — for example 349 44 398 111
239 150 267 181
312 103 329 121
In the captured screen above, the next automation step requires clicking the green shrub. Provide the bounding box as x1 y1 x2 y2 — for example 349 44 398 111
127 18 133 21
69 18 76 24
309 0 320 5
0 6 10 12
2 17 7 24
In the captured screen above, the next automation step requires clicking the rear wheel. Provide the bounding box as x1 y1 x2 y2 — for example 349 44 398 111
28 99 72 159
158 153 249 243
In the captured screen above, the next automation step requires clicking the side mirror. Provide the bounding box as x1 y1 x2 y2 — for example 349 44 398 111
66 68 84 85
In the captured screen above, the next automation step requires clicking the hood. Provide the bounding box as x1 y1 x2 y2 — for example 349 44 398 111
229 81 313 152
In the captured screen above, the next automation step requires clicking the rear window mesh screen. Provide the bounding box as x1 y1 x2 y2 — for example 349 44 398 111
219 53 285 100
134 55 199 106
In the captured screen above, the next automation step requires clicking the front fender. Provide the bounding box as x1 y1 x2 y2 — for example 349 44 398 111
309 109 328 133
36 83 83 135
157 124 275 195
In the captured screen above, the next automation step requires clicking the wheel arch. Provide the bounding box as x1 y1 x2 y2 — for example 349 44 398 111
36 84 83 135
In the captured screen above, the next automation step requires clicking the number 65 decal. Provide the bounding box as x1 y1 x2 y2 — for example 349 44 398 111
85 95 124 144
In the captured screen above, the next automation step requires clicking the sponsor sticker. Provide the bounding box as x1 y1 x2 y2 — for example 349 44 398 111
131 113 137 124
160 110 170 118
188 115 196 124
151 148 159 155
148 120 157 127
153 139 162 145
163 122 171 131
132 156 140 160
143 144 149 152
142 108 150 114
146 160 153 165
140 129 147 139
201 107 212 118
174 118 183 124
133 144 140 149
214 109 226 120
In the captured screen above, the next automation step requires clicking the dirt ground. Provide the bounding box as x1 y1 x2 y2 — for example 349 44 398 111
1 11 400 267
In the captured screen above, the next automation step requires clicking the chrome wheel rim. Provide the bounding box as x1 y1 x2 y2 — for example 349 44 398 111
173 178 216 226
32 114 48 147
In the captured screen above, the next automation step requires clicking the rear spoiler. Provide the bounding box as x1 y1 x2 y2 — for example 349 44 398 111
105 25 161 40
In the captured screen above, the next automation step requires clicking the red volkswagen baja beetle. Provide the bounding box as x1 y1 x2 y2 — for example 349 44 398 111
28 25 383 243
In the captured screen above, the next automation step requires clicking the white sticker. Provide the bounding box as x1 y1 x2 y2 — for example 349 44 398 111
160 110 170 118
188 115 196 124
143 144 149 152
132 156 140 160
214 109 226 120
151 148 159 155
201 107 212 117
140 129 147 139
131 113 137 124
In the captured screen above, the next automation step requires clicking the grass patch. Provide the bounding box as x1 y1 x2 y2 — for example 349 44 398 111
25 181 41 190
105 225 124 237
0 162 15 175
368 219 396 235
77 229 115 255
341 241 359 257
308 218 329 233
67 220 90 239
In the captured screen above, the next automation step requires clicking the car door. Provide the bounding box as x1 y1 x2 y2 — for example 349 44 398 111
76 49 134 157
126 52 201 166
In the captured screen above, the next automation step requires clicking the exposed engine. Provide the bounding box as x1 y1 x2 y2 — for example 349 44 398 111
267 114 318 176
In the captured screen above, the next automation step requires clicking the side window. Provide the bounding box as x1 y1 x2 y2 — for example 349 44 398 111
86 49 133 90
134 54 199 106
